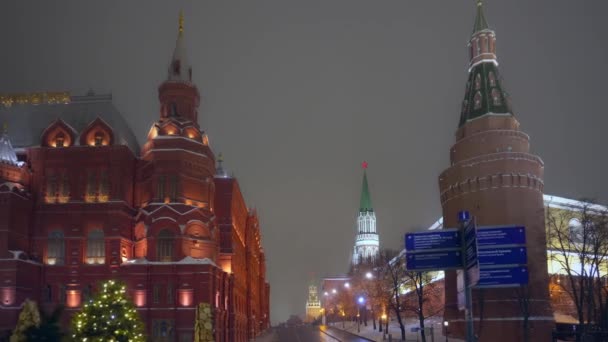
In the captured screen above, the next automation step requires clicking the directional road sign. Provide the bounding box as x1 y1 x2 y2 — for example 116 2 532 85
478 247 527 267
476 226 526 247
464 219 480 286
406 250 463 271
405 229 461 252
476 266 529 288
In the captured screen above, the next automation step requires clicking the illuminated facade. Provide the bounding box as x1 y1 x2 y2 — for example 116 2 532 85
0 14 269 341
352 162 379 265
305 284 321 322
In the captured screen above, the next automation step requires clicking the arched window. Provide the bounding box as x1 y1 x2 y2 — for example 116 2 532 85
157 175 166 201
86 230 105 264
157 229 174 262
55 132 65 148
488 71 497 87
569 218 583 243
47 231 65 265
491 88 502 106
475 74 481 90
94 131 104 146
474 91 482 110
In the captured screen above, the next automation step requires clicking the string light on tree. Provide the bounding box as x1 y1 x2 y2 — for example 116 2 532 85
71 280 145 341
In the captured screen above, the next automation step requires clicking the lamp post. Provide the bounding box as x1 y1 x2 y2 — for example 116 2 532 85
357 296 365 333
381 313 387 338
443 321 449 342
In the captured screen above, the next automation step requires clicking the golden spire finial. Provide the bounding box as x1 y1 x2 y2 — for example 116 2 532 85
178 11 184 35
476 0 483 6
218 153 224 163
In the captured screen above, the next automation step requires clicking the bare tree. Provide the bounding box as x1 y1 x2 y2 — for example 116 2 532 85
546 199 608 339
400 271 444 342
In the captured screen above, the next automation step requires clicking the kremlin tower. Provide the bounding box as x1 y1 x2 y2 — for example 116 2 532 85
352 162 379 265
438 1 554 340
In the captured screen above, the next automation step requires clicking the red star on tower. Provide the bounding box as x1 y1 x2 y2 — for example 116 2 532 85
361 161 368 169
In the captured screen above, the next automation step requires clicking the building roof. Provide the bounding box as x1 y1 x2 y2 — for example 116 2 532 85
0 92 139 153
359 169 373 212
458 62 512 127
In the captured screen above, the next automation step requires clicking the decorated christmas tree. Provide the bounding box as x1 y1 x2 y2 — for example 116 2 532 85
71 280 145 341
194 302 214 342
10 299 41 342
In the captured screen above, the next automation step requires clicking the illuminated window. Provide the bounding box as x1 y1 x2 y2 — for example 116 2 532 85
157 229 174 262
86 230 105 264
45 171 58 203
47 231 65 265
98 170 109 202
58 172 70 203
85 171 97 202
55 132 65 147
172 61 181 75
94 131 104 146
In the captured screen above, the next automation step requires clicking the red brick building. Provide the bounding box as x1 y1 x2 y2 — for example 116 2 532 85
0 14 269 342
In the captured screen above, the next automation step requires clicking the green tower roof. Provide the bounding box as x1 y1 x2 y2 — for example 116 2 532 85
359 164 373 212
473 0 489 34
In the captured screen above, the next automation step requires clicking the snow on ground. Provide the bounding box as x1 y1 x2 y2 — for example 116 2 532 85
328 318 465 342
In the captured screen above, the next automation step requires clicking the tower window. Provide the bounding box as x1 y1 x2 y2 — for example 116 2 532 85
488 71 497 87
86 229 105 264
491 88 502 106
172 60 181 75
474 92 482 110
47 231 65 265
474 74 481 90
55 132 65 148
157 175 166 201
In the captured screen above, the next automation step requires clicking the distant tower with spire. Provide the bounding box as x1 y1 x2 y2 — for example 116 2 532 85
439 1 554 341
351 161 379 265
305 284 321 322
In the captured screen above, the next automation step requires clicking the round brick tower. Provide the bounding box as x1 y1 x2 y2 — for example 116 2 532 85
438 2 554 341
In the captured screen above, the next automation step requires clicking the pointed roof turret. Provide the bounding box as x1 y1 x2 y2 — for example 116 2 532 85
168 11 193 82
458 1 513 127
473 0 489 34
359 161 373 212
215 153 230 178
0 123 19 166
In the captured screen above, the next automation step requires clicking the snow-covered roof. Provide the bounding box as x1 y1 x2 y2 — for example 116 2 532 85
0 93 139 153
0 129 19 166
123 256 218 268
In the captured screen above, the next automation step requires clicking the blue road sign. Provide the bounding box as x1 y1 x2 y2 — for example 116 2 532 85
478 247 527 267
406 250 463 271
476 226 526 247
463 219 480 286
405 229 461 251
476 266 529 288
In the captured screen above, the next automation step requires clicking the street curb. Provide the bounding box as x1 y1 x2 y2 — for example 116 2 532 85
318 327 342 341
324 325 375 342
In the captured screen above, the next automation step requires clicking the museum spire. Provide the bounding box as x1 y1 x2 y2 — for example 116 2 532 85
359 161 373 213
168 11 192 82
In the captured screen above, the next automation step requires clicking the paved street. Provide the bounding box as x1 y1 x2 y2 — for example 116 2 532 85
267 324 373 342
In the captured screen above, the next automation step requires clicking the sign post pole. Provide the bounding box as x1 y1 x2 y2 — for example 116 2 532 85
458 211 475 342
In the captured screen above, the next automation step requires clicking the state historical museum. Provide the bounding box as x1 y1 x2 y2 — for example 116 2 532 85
0 14 269 342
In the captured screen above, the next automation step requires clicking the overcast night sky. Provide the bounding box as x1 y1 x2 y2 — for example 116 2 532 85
2 0 608 323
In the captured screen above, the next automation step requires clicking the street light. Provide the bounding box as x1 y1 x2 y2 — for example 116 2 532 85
356 297 365 333
365 272 373 279
381 313 387 337
443 321 449 342
358 297 365 304
344 282 350 288
332 289 337 294
324 292 328 296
